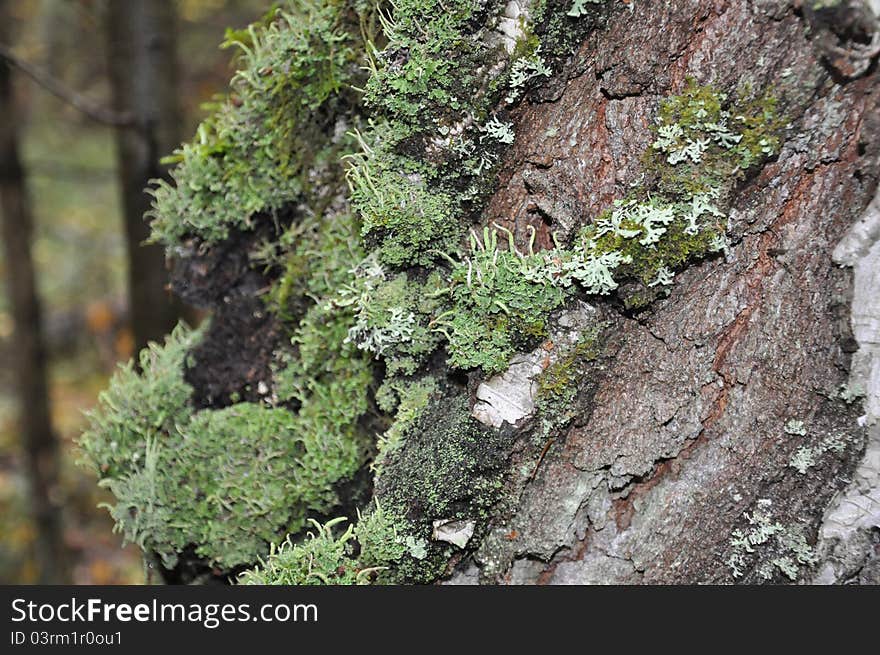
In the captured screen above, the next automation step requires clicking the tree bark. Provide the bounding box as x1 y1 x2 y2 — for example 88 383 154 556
466 0 880 585
0 0 69 584
105 0 184 355
112 0 880 584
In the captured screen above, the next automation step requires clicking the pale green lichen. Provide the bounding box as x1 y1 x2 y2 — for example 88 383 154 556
789 434 848 474
784 419 808 436
505 46 551 103
566 0 603 19
726 499 818 581
838 382 866 404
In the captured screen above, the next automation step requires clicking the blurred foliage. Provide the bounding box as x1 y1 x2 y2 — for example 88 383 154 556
0 0 270 584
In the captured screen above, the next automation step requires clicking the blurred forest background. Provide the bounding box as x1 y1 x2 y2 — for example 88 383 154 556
0 0 268 584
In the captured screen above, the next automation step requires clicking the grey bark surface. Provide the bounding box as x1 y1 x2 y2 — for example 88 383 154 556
466 0 880 584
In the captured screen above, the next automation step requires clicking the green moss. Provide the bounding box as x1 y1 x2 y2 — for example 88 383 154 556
261 206 364 323
537 327 602 405
367 394 512 581
362 0 493 126
134 403 321 568
582 194 726 288
373 376 438 478
529 0 609 60
556 80 783 298
343 1 523 269
238 504 426 585
380 399 503 519
80 314 372 570
353 167 460 266
79 323 201 480
377 396 507 522
344 122 466 268
149 0 365 246
238 517 364 585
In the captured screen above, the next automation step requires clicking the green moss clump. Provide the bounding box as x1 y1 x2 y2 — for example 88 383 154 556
115 403 313 568
239 505 422 585
368 394 512 582
373 376 438 478
376 395 508 529
238 517 366 585
435 229 569 374
80 319 372 570
149 0 364 246
346 138 462 266
537 327 602 405
363 0 491 126
581 193 726 288
80 323 200 480
341 1 519 270
578 78 783 288
529 0 611 60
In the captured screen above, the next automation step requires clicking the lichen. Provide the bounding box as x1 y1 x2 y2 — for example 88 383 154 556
789 433 849 474
784 418 808 436
726 499 818 582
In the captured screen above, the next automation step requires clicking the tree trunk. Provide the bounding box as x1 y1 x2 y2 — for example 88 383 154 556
0 1 70 584
105 0 184 355
85 0 880 585
456 0 880 585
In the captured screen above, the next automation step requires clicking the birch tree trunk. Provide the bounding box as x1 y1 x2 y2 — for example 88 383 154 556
87 0 880 585
445 0 880 585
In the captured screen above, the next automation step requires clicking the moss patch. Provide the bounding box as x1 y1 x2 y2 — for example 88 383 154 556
149 0 366 246
80 321 371 571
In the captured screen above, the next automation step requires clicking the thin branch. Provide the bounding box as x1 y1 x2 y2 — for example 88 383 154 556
0 44 133 127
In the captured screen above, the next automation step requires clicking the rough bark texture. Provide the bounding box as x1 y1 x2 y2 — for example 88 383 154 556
105 0 186 355
0 1 70 583
467 0 880 584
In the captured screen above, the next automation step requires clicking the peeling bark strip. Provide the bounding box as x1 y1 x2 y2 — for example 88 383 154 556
468 0 880 584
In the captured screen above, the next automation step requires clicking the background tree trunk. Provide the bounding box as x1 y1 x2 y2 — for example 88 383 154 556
0 0 70 584
105 0 185 355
